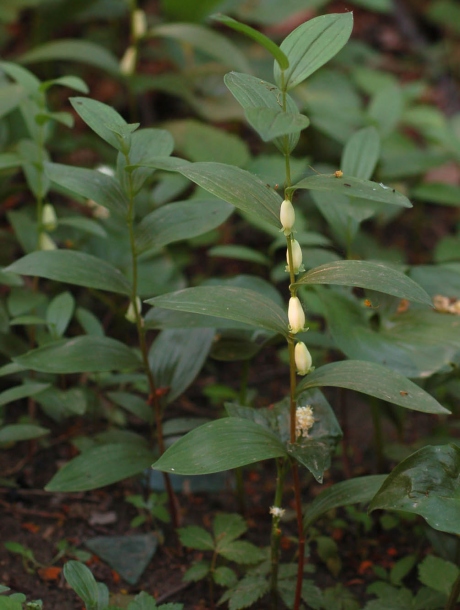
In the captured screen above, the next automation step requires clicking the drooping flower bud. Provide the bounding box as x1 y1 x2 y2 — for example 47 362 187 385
286 239 303 275
133 9 147 39
120 46 137 75
280 199 295 236
42 203 57 232
295 405 315 438
38 232 57 251
294 342 312 375
288 296 305 334
125 297 142 323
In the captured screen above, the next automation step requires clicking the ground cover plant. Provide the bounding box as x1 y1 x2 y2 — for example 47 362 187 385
0 1 460 609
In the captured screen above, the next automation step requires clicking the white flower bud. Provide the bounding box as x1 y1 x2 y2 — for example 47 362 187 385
125 297 142 323
288 296 305 334
133 9 147 39
295 342 312 375
38 232 57 251
280 199 295 236
295 405 315 438
120 46 137 75
42 203 57 232
286 239 303 275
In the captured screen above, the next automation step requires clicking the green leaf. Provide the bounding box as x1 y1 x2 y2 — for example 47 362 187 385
46 291 74 337
296 360 449 415
147 286 288 336
411 182 460 207
244 107 309 141
85 535 158 586
288 173 412 207
46 443 155 492
293 260 432 305
18 40 121 75
212 14 289 70
149 328 214 404
149 23 251 73
369 444 460 535
6 250 131 295
213 566 237 588
303 475 388 530
0 84 28 118
0 61 40 93
219 575 269 610
0 424 50 443
208 245 270 266
177 162 282 228
107 391 152 424
134 199 233 254
152 417 287 475
14 337 140 373
58 217 107 238
40 75 89 94
213 513 247 544
0 151 21 170
418 555 459 596
218 540 264 564
45 162 128 216
224 72 301 153
0 382 50 407
69 97 128 151
183 560 210 582
178 526 214 551
274 13 354 90
341 126 380 180
63 561 99 610
318 290 460 379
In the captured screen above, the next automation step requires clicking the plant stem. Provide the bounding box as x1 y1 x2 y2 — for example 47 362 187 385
370 398 384 473
125 162 179 528
235 358 251 514
292 460 305 609
270 458 286 609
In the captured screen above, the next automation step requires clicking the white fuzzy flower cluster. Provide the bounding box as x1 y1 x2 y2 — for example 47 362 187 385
295 405 315 439
269 506 285 518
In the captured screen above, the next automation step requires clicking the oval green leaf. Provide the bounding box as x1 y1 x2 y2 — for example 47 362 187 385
178 162 282 228
152 417 287 475
0 424 50 443
18 39 121 76
46 443 155 492
0 382 50 407
303 475 388 530
45 162 128 216
293 260 432 305
14 337 140 373
147 286 288 336
135 199 233 254
341 126 380 180
6 250 131 295
369 444 460 535
245 107 310 142
296 360 450 414
274 13 354 90
288 173 412 207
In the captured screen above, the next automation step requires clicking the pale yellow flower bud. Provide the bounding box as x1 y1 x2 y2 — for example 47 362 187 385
125 297 142 323
133 9 147 39
286 239 303 275
120 46 137 75
42 203 57 232
38 232 57 251
288 296 305 334
295 342 312 375
280 199 295 236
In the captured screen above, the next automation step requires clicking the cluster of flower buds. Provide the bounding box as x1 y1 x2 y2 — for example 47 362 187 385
295 405 315 438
